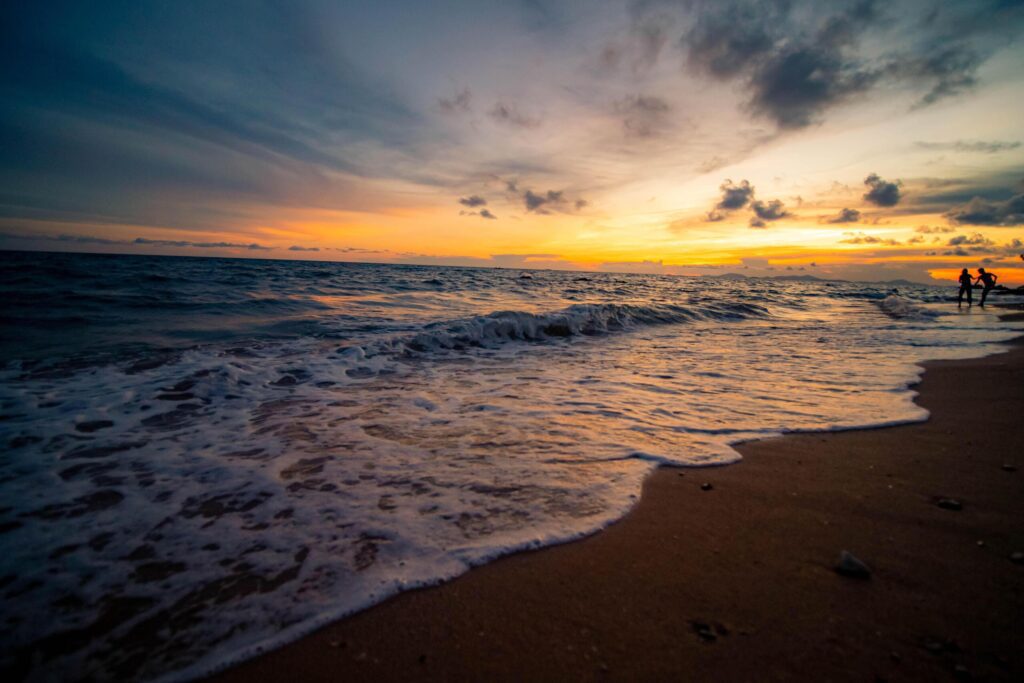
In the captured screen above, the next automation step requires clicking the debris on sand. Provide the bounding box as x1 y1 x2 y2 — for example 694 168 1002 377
835 551 872 579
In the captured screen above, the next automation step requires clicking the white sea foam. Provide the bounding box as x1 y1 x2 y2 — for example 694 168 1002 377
0 270 1020 681
877 294 945 320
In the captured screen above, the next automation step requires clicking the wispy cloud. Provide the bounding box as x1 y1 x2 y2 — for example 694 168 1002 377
914 140 1021 154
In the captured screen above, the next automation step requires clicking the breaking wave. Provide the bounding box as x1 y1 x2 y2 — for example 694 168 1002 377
877 294 945 320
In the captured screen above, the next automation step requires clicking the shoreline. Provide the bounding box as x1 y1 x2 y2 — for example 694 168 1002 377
212 330 1024 682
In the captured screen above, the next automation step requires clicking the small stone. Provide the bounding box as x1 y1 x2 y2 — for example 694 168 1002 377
924 640 944 654
889 651 901 663
936 498 963 511
677 472 685 477
1001 464 1017 472
329 640 340 648
692 621 717 642
418 654 427 664
835 551 872 579
1010 551 1024 564
976 540 985 547
700 483 713 491
953 664 972 681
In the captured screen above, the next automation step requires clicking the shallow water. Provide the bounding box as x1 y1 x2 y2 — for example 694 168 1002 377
0 251 1020 681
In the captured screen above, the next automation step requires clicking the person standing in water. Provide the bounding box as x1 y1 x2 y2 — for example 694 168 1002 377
975 268 998 306
957 268 974 307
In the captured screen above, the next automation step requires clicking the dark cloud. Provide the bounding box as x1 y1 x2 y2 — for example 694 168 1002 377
684 0 881 129
884 45 981 109
863 173 902 207
439 88 472 114
459 195 487 208
707 179 792 225
751 198 790 221
948 233 995 249
914 140 1021 154
489 102 541 129
914 225 956 234
716 179 755 211
288 245 320 252
135 237 270 250
506 182 584 215
614 94 671 137
945 194 1024 226
825 208 861 223
683 1 780 79
525 189 563 212
58 234 125 245
678 0 1023 129
747 44 878 129
2 231 275 251
460 207 499 220
840 232 901 245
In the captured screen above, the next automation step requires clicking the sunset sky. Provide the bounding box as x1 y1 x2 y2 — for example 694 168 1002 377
2 0 1023 283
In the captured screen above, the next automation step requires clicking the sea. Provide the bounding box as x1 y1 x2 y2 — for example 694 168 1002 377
1 250 1020 681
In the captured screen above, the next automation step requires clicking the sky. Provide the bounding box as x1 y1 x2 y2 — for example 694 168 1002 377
2 0 1023 284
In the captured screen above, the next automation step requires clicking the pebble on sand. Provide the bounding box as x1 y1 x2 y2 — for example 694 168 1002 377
835 551 872 579
700 483 713 491
1002 464 1017 472
936 498 963 511
691 621 728 642
1011 551 1024 565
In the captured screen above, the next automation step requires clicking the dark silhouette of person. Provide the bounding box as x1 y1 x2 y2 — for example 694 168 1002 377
975 268 998 306
957 268 973 307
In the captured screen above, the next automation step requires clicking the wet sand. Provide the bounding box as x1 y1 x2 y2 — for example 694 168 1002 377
214 338 1024 682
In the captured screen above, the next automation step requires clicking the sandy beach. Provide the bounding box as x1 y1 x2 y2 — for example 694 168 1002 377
213 331 1024 681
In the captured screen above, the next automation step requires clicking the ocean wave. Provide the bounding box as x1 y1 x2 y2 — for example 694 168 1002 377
876 294 943 320
347 301 771 358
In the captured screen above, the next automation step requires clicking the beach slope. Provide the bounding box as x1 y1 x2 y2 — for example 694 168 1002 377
215 343 1024 682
